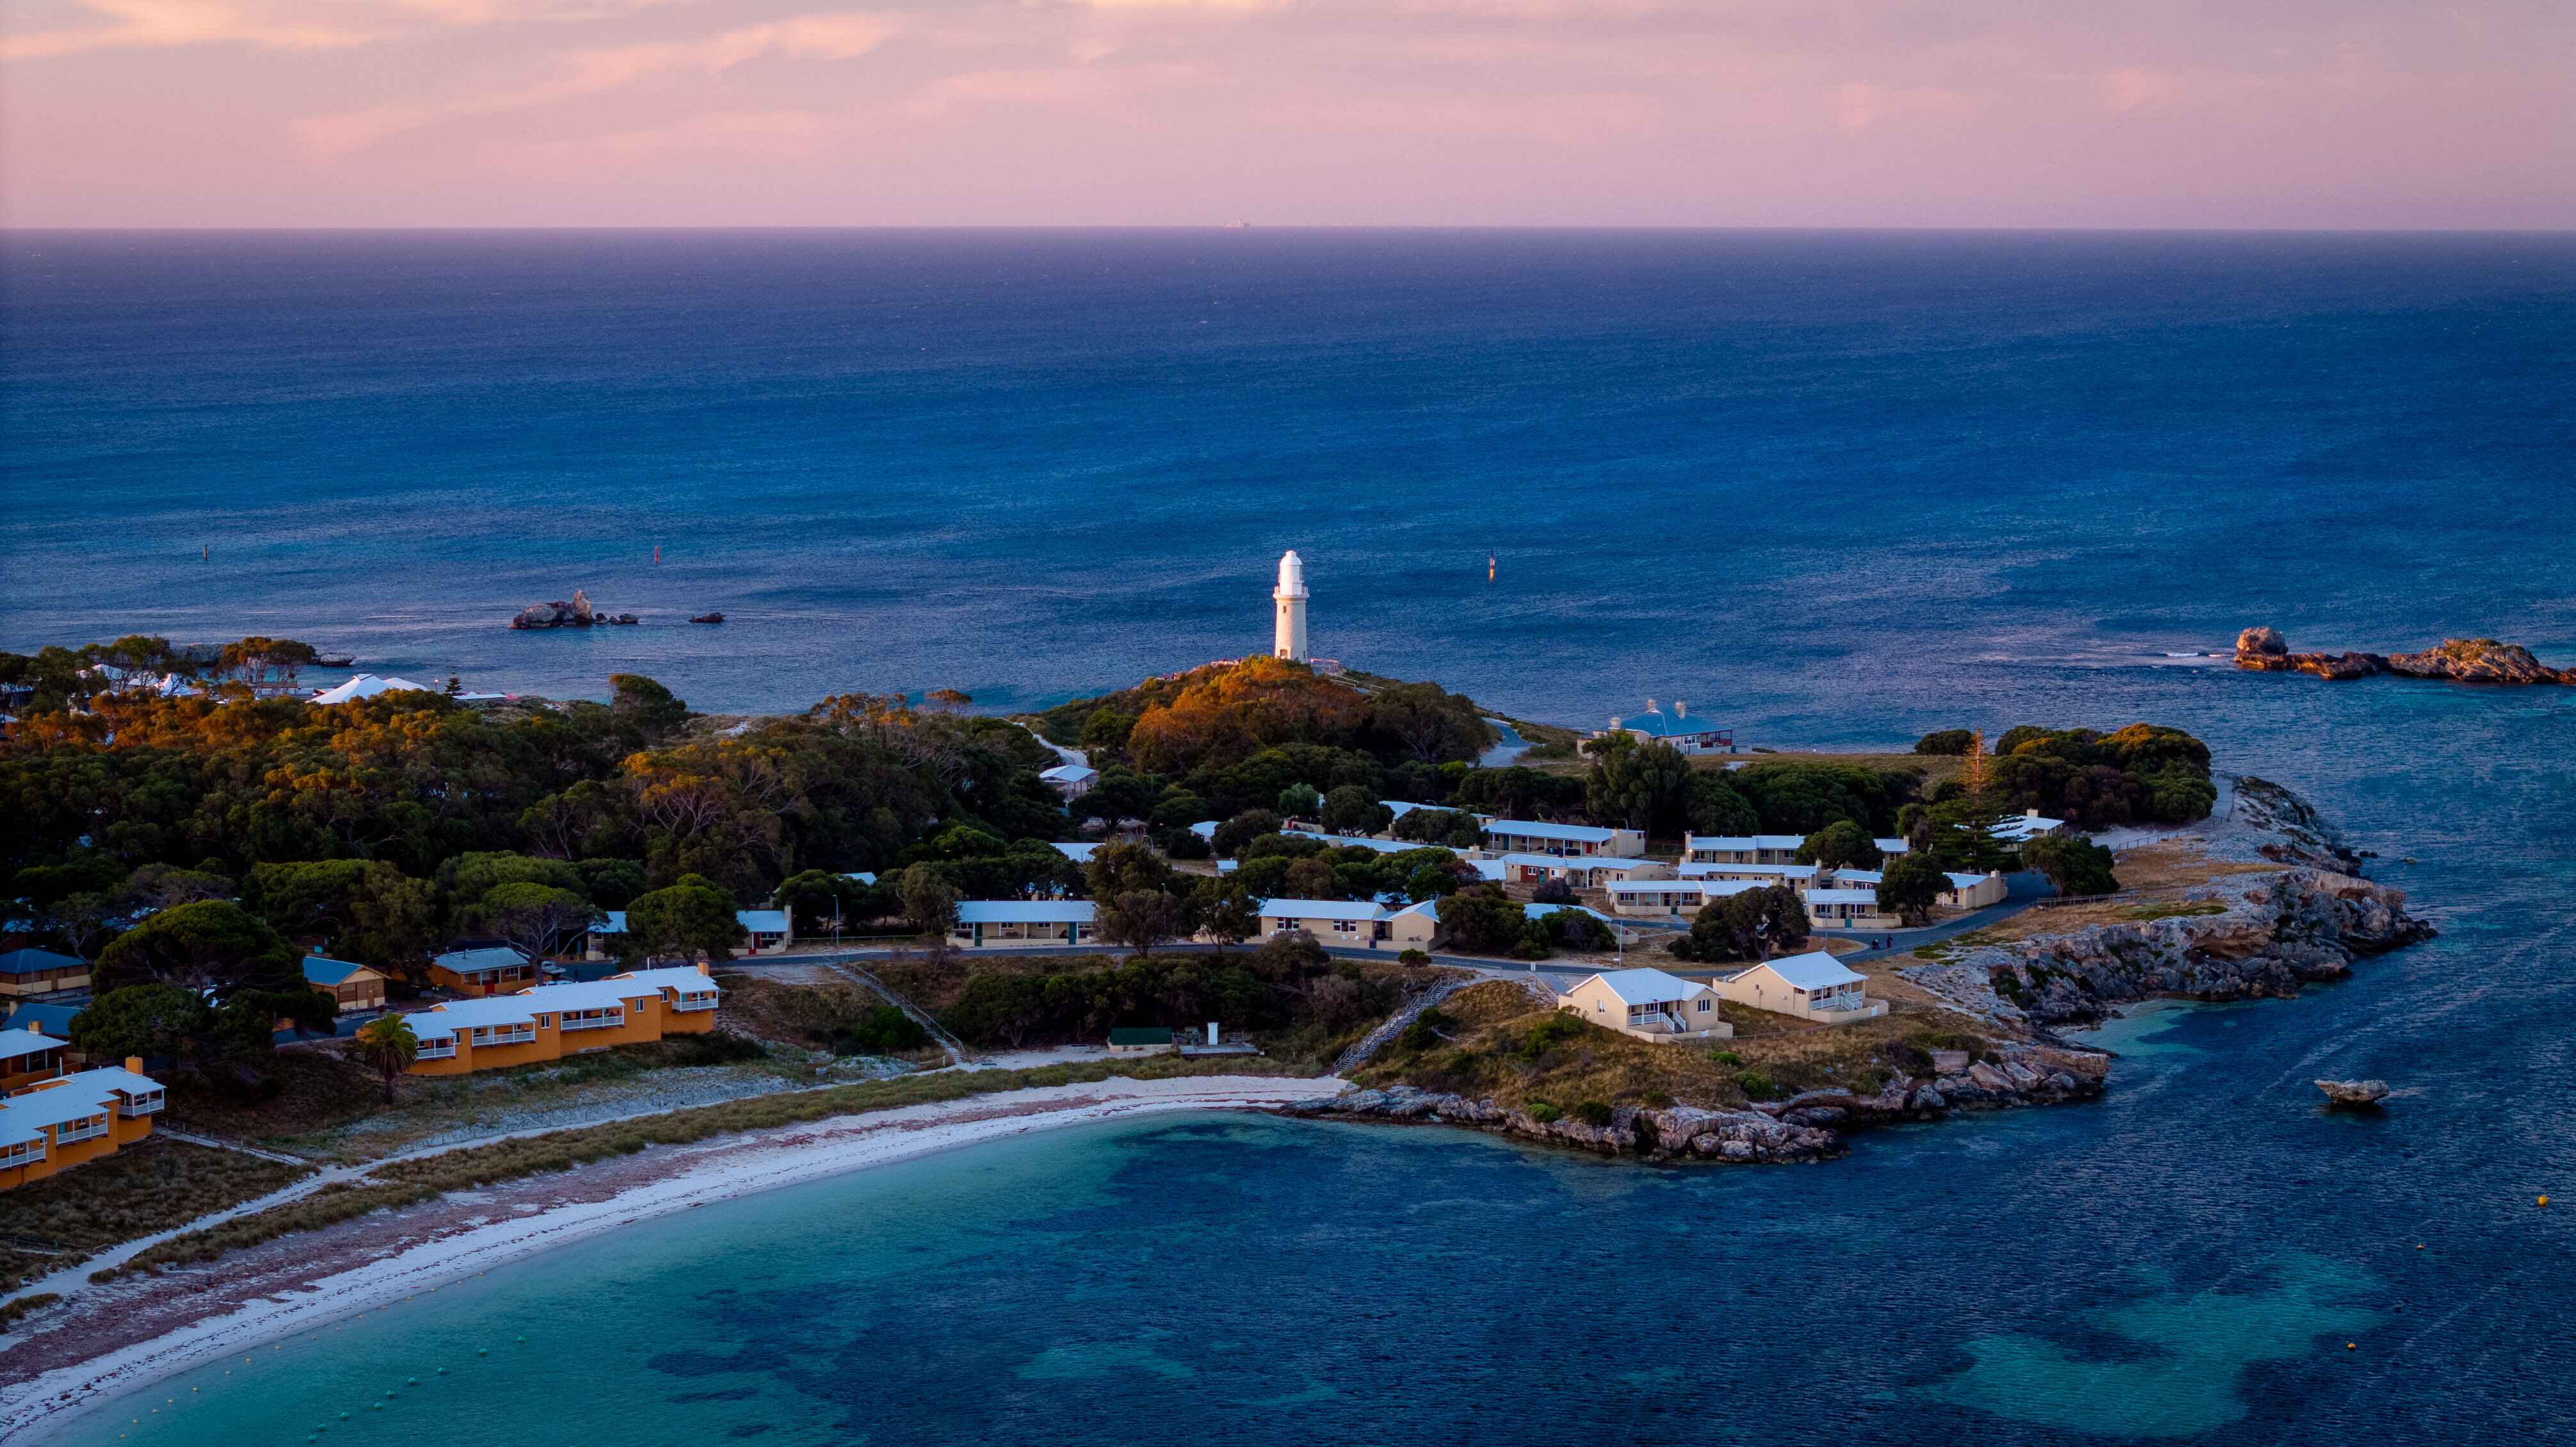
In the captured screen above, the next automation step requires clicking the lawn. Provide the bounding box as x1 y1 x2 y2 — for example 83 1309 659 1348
0 1136 311 1291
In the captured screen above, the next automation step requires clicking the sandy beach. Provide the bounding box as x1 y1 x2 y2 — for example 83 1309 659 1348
0 1073 1344 1446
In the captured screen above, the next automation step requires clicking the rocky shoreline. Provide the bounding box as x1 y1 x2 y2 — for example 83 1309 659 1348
1296 775 2431 1166
2234 626 2572 684
1285 1042 2107 1164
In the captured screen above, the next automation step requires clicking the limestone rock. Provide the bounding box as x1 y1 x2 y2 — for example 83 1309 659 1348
508 592 604 629
2315 1078 2390 1108
2234 626 2288 661
2386 638 2573 686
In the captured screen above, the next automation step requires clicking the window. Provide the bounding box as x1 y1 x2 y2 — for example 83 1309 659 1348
1695 999 1711 1013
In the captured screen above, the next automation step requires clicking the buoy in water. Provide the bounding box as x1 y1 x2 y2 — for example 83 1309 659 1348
2541 1195 2552 1207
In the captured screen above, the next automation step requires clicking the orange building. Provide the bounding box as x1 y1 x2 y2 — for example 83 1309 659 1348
0 1059 165 1192
402 965 723 1076
1 1027 67 1094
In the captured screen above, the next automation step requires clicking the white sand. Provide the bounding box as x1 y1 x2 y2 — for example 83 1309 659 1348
0 1074 1343 1445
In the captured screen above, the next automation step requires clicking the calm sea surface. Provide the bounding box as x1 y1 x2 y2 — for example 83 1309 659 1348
4 232 2574 1443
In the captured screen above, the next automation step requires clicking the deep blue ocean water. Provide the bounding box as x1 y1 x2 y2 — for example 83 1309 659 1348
4 231 2574 1443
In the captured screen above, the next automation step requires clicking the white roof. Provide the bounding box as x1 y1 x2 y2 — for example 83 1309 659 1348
955 900 1097 924
0 1067 163 1143
1466 859 1508 882
0 1027 60 1060
1287 830 1454 857
406 979 666 1040
1743 950 1865 990
1677 861 1817 880
1493 852 1657 871
1483 820 1623 843
842 871 878 885
1570 967 1709 1006
310 673 431 705
736 909 789 934
608 966 723 996
1259 898 1387 922
1525 903 1618 925
1944 872 1990 889
1685 834 1807 852
1038 764 1098 783
1830 869 1885 885
1991 813 2066 841
1806 888 1882 905
1188 820 1218 839
1874 838 1911 855
1052 842 1100 862
1610 878 1760 898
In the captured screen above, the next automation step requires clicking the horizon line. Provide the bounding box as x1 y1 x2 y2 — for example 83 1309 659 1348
6 223 2576 238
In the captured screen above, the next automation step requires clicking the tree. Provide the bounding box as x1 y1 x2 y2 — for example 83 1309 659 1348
247 859 435 969
1085 843 1195 955
1211 809 1282 858
438 852 590 924
1530 877 1576 905
775 868 876 937
1282 856 1337 899
1435 885 1524 956
896 864 961 942
1359 681 1495 763
1099 889 1196 957
623 878 741 962
1584 736 1691 836
474 882 599 962
1670 884 1808 962
1194 878 1259 951
1914 729 1974 756
93 901 300 996
353 1014 419 1104
2022 836 2120 896
1276 782 1323 820
118 863 236 914
68 984 214 1064
1392 807 1479 847
1686 773 1759 836
1794 820 1884 869
1319 784 1392 837
608 673 689 734
1876 853 1949 926
1083 766 1164 827
577 858 652 910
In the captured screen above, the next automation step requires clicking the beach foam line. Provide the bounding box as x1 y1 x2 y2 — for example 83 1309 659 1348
0 1074 1344 1446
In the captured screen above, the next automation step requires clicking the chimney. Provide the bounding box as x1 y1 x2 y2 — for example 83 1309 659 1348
125 1056 143 1074
696 960 711 976
1674 700 1686 720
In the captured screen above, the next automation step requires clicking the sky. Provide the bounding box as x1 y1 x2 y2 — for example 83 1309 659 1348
2 0 2570 228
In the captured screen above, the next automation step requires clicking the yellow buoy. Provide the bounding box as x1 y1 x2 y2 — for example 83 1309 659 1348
2540 1195 2550 1207
2346 1342 2357 1350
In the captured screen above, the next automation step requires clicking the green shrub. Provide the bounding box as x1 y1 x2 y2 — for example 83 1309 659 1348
1524 1101 1563 1124
1515 1014 1589 1062
1709 1049 1744 1067
1572 1100 1614 1128
1733 1070 1780 1100
669 1031 768 1067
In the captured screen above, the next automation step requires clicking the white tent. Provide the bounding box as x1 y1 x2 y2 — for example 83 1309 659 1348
310 673 431 705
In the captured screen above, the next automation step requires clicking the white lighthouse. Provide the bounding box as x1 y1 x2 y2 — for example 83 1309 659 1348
1272 549 1310 663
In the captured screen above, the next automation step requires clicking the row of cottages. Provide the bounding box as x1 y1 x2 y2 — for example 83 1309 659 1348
1478 820 1648 859
403 966 723 1076
1675 862 2010 912
941 897 1630 953
0 1039 164 1192
0 948 91 999
1485 853 1673 891
586 910 792 961
1684 834 1912 866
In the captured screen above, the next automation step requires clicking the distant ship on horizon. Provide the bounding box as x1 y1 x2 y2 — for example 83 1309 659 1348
1221 220 1250 230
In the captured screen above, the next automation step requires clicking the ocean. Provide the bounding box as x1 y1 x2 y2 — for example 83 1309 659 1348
4 230 2575 1443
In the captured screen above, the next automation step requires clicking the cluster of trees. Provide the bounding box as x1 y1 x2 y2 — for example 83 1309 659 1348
1431 884 1617 960
1042 660 1495 779
0 634 331 713
1982 724 2216 827
943 935 1393 1048
1666 885 1812 963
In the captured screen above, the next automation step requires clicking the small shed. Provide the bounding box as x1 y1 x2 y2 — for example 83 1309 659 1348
1106 1026 1176 1057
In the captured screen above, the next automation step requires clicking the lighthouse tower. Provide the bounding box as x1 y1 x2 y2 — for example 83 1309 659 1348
1272 550 1310 663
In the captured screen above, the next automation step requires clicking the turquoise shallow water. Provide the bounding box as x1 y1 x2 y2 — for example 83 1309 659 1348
6 231 2573 1443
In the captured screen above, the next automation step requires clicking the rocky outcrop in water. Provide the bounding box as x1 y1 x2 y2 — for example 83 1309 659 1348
1903 867 2432 1030
1287 1046 2105 1165
511 590 598 629
2315 1078 2390 1108
2234 628 2571 685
